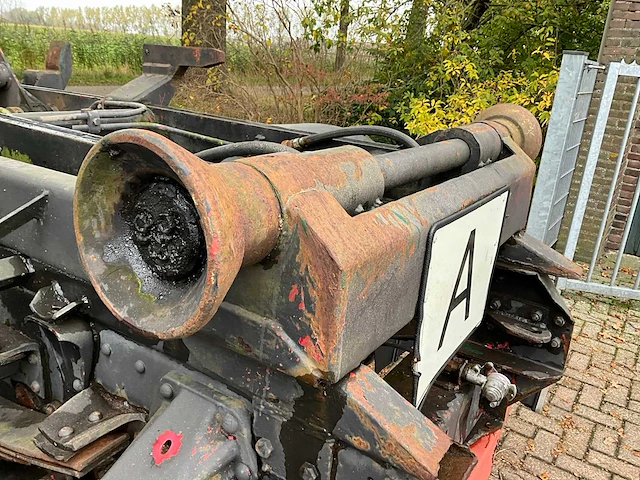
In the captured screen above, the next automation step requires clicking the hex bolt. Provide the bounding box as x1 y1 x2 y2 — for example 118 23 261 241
101 343 112 356
300 462 319 480
159 383 174 399
554 316 566 327
222 414 239 434
531 310 543 322
73 379 83 392
88 410 103 423
134 360 146 373
30 381 41 394
27 353 39 365
234 463 252 480
489 299 501 311
58 426 74 438
550 337 562 349
255 437 273 458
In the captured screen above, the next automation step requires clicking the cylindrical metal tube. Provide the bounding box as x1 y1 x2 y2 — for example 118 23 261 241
374 138 471 189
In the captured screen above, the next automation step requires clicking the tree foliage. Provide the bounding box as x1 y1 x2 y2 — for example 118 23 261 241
370 0 610 133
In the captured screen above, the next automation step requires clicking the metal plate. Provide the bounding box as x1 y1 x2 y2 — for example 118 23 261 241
413 188 509 406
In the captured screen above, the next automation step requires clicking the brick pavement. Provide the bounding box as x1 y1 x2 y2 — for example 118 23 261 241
491 292 640 480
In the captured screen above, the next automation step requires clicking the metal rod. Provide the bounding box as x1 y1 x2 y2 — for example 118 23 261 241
374 139 471 189
587 75 640 282
611 167 640 285
634 265 640 290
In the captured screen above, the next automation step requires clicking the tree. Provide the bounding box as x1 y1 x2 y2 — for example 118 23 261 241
182 0 227 52
334 0 350 71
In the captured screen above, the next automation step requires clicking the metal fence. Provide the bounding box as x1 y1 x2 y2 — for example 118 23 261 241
549 60 640 299
527 51 599 246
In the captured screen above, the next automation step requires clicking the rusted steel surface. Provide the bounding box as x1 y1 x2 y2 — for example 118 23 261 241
334 365 452 479
73 129 280 339
497 230 583 279
476 103 543 160
74 126 535 382
0 396 128 477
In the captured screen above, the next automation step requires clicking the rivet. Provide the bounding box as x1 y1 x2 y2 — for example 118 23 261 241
222 414 239 434
255 437 273 458
134 360 146 373
101 343 112 356
30 381 40 394
58 426 74 438
159 383 173 399
235 463 251 480
88 410 103 423
73 379 83 392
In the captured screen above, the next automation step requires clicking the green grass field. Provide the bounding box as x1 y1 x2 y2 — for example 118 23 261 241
0 23 178 85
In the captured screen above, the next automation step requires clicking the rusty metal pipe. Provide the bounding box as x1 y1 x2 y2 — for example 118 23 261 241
374 139 471 188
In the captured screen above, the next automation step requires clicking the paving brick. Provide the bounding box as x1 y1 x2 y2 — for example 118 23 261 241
575 404 624 429
559 375 583 391
517 407 563 436
587 450 640 479
602 402 640 426
581 384 606 409
523 455 582 480
530 430 562 462
496 431 529 465
565 367 607 389
568 351 592 370
592 424 622 456
504 417 537 438
551 385 579 411
556 453 611 480
632 382 640 402
494 466 538 480
618 422 640 468
605 383 631 408
629 400 640 413
565 415 595 459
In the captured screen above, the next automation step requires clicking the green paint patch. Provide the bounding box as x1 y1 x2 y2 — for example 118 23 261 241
392 211 409 225
1 147 31 163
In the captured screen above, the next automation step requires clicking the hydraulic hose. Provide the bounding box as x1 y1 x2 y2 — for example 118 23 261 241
196 141 299 162
285 125 420 150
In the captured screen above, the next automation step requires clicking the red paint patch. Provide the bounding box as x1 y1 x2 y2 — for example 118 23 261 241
298 335 324 362
152 430 183 465
299 335 311 347
208 235 220 258
288 284 299 302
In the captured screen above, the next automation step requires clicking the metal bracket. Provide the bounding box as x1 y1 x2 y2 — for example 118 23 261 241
29 281 88 322
34 384 145 461
22 41 72 90
0 255 34 290
0 190 48 239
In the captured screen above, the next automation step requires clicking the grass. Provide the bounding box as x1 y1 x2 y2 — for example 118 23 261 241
0 23 177 85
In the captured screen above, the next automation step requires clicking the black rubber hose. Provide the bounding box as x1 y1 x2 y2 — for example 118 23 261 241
290 126 420 150
195 141 299 162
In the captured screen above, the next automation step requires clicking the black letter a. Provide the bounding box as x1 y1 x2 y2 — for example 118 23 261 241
438 229 475 350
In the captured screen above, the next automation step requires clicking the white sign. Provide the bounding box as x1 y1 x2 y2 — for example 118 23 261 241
413 190 509 406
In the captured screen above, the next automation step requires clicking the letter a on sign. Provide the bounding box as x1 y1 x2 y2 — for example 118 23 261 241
413 190 508 407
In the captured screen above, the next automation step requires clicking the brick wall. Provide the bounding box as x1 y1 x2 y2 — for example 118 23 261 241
557 0 640 261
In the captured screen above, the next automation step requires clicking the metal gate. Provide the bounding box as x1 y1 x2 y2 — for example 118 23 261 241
530 56 640 299
527 51 599 246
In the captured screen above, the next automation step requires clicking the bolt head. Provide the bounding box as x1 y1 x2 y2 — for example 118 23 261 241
134 360 146 373
255 437 273 458
532 310 543 322
489 299 501 310
72 379 83 392
550 337 562 349
30 381 41 394
88 410 103 423
222 414 239 434
101 343 112 356
554 316 566 327
159 383 173 399
27 353 39 365
300 462 319 480
234 463 251 480
58 426 74 438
